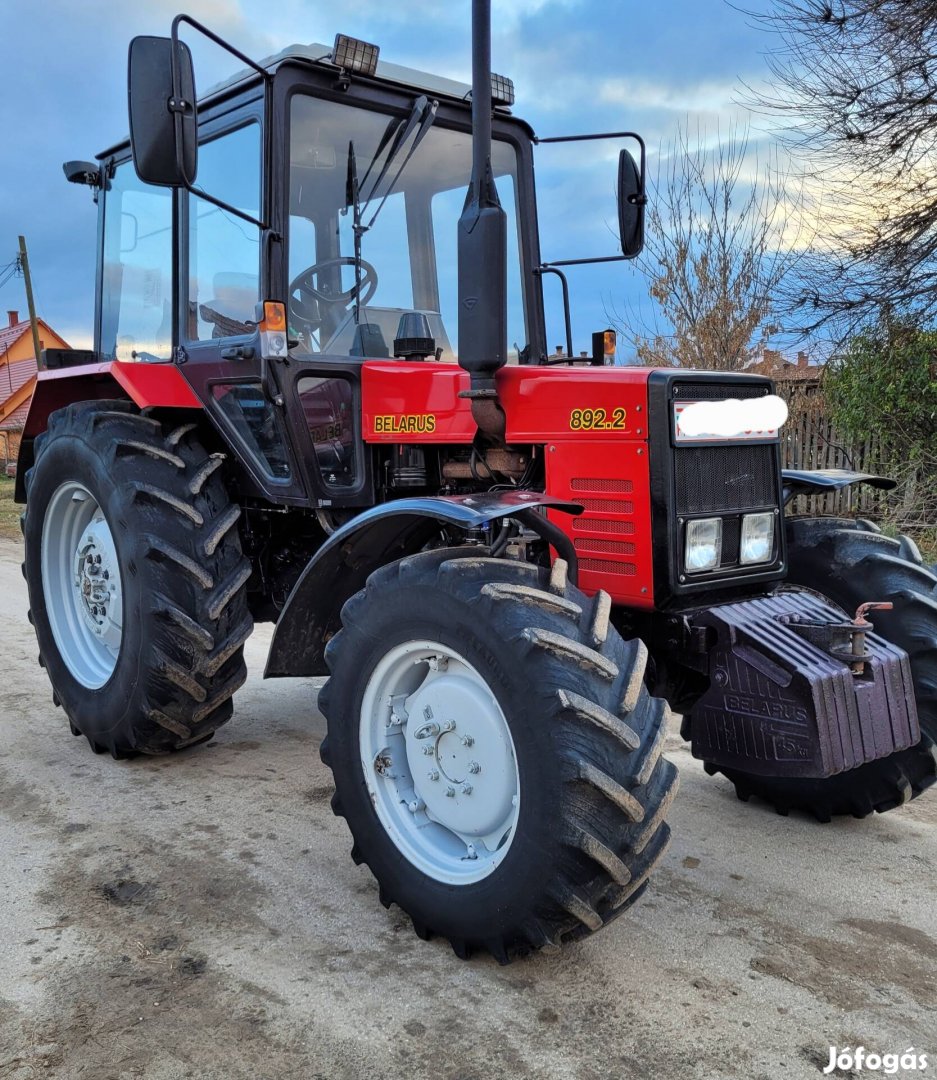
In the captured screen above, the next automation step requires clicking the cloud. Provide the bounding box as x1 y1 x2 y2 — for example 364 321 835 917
0 0 788 355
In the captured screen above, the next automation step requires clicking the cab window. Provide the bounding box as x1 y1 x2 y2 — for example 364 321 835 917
188 123 261 341
100 162 173 362
288 95 527 362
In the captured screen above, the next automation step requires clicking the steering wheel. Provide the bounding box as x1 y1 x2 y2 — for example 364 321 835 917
288 256 379 331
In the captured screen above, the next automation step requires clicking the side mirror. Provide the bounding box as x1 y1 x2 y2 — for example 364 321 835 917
128 35 198 187
617 148 645 259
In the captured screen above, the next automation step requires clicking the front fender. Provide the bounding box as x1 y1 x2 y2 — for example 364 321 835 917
264 491 582 678
782 468 896 505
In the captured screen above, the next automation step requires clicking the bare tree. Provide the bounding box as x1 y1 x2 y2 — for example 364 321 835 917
752 0 937 331
618 125 801 370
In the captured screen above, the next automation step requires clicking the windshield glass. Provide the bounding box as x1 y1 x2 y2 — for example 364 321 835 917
289 94 527 362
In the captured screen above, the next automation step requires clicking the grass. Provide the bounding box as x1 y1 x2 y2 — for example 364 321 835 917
0 475 22 542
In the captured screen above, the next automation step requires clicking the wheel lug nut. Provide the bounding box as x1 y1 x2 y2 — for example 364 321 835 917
461 735 474 747
468 761 481 774
440 720 456 733
461 784 473 796
422 745 434 756
445 786 456 798
427 770 439 782
408 797 425 813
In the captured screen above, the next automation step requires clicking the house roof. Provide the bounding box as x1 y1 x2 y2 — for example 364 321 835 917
0 320 29 356
0 317 70 360
1 356 37 396
0 317 70 431
0 399 30 430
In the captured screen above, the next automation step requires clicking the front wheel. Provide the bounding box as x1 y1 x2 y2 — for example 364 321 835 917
318 550 678 962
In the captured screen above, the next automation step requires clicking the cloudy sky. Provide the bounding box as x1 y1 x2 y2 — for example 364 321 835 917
0 0 778 354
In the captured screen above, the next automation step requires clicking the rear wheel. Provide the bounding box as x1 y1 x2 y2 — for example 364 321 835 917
704 517 937 819
23 401 253 756
318 549 679 961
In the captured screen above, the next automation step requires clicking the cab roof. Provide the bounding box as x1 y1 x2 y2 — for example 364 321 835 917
98 40 512 160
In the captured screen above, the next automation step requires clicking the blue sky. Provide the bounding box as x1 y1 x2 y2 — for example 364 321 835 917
0 0 777 354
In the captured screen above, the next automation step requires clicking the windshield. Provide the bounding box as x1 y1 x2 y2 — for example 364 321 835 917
288 94 527 362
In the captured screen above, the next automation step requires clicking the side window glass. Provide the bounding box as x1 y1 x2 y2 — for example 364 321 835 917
211 383 291 479
189 124 261 341
297 376 357 487
101 164 173 362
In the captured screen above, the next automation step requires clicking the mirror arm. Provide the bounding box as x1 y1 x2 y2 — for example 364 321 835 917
171 14 268 78
533 266 573 361
534 130 646 198
168 15 274 235
541 255 628 269
183 181 273 234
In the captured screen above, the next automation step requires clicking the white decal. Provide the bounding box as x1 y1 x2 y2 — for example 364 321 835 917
675 395 789 443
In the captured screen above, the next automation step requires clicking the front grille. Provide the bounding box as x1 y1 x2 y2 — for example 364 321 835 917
720 515 742 567
675 444 776 515
673 382 770 401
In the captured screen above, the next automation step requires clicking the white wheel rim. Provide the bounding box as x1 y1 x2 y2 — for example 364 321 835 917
359 640 520 885
41 481 123 690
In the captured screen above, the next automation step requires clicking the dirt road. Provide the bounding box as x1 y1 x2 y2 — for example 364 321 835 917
1 537 934 1079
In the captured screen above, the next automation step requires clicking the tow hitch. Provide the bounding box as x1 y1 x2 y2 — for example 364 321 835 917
683 592 920 779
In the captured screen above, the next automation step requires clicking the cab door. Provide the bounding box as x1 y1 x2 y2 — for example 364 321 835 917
177 103 308 503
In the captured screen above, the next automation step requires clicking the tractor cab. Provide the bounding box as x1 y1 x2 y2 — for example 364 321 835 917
69 21 643 513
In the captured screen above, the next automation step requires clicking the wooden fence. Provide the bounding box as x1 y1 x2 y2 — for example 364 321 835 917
779 382 888 517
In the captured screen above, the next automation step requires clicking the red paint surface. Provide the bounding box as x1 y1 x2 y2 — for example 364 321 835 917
24 362 201 438
362 361 656 605
361 361 653 443
545 439 655 607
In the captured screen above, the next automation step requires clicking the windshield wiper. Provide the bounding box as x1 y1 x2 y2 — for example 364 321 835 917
345 94 438 323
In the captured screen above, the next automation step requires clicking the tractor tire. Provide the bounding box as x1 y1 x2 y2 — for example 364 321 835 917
22 400 253 756
318 549 679 962
705 517 937 820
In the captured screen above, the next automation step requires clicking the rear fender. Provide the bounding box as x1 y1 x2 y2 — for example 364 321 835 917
265 492 582 678
15 362 201 501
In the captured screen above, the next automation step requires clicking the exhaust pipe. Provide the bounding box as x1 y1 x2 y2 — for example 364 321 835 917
457 0 508 446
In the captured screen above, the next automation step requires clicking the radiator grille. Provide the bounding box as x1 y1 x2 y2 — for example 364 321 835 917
675 444 776 515
574 537 636 556
673 382 770 402
570 477 634 493
573 517 634 534
579 497 635 514
579 557 637 577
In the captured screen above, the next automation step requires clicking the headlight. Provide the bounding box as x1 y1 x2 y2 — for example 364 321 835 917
685 518 722 573
740 512 775 565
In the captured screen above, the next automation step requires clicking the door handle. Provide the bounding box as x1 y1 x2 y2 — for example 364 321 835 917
220 345 255 360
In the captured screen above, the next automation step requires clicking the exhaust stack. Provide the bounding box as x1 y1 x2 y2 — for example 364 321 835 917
457 0 508 445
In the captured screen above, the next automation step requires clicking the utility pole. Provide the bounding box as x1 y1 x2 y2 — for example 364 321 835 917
17 235 43 370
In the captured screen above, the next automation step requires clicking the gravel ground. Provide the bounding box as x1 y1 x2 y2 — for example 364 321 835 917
0 536 935 1079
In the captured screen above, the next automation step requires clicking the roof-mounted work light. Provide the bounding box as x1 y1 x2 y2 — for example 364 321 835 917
333 34 380 76
490 72 515 106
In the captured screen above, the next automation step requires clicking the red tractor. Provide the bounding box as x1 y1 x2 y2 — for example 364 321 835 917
18 3 936 962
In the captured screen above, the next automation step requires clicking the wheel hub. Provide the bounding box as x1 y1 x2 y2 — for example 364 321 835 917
75 517 120 636
359 640 520 885
41 482 124 690
404 673 517 838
